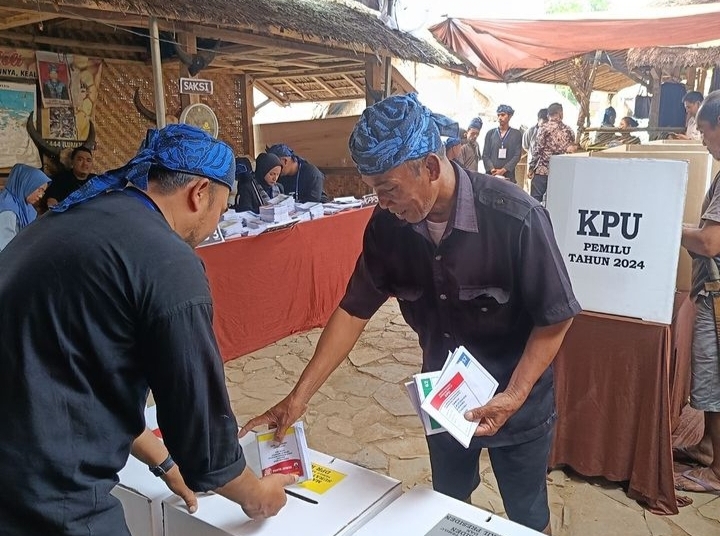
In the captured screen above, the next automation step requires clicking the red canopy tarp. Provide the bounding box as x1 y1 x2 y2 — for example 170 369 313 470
430 4 720 81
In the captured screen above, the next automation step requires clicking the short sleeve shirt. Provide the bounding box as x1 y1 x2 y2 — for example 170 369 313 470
691 171 720 296
340 163 581 447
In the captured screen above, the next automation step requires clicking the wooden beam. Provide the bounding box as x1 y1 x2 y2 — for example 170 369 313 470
239 74 255 157
342 74 363 93
312 77 338 97
0 1 148 26
365 59 382 107
649 68 662 141
183 24 369 62
0 12 58 30
0 31 146 53
390 66 415 94
254 62 365 80
178 32 200 108
281 79 309 100
254 79 289 106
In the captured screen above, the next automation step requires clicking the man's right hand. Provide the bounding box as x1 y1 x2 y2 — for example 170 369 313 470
240 473 298 519
239 392 308 442
216 467 297 520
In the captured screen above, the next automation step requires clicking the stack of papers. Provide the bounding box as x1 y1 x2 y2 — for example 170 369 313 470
260 203 291 223
256 422 313 483
295 202 324 219
405 346 498 448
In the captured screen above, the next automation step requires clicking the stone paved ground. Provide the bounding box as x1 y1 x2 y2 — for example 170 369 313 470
225 300 720 535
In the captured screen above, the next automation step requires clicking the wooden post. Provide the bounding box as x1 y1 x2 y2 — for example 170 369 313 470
149 17 166 129
179 33 200 109
649 68 662 141
365 59 382 108
382 0 395 98
239 74 255 157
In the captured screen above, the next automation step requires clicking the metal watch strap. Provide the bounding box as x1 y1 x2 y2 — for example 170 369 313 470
148 454 175 477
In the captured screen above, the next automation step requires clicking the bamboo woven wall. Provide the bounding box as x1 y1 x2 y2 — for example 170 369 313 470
93 61 244 172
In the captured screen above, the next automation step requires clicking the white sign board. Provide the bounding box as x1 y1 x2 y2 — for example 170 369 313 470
353 487 542 536
180 77 213 95
546 156 688 324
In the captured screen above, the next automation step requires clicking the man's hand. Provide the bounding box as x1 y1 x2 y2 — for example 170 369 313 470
494 168 507 177
161 466 198 514
527 169 535 179
464 390 525 437
240 473 297 519
216 467 297 520
239 392 309 442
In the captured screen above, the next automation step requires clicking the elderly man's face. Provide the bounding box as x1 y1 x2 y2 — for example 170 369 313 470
362 157 438 224
466 128 480 142
699 118 720 161
278 156 296 176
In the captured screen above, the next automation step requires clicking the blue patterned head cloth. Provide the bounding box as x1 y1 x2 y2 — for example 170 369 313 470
349 93 459 176
52 124 235 213
497 104 514 115
266 144 295 159
468 117 483 131
444 137 462 150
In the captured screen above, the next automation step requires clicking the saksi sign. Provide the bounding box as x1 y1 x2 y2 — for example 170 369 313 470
179 77 213 95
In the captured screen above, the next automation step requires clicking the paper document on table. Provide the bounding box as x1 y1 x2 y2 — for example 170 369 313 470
420 346 499 448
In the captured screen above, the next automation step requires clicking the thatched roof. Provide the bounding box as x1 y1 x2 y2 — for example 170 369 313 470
650 0 719 5
627 46 720 70
9 0 461 69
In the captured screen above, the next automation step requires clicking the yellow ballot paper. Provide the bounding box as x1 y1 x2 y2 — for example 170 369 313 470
298 463 346 494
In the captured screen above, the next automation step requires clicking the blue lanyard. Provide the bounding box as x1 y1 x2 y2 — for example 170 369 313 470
123 188 160 213
496 128 510 148
294 161 302 201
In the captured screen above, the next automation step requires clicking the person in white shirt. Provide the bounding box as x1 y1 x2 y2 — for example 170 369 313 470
672 91 704 141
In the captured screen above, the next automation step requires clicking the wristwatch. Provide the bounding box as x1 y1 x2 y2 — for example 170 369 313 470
148 455 175 477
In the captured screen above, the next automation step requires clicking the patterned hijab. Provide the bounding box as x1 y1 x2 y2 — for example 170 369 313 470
349 93 458 175
52 124 235 213
0 164 51 227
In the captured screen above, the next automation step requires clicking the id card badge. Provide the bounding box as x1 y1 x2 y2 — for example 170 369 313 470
498 147 507 159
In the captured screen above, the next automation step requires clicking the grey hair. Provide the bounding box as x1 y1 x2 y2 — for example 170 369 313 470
697 90 720 126
547 103 563 116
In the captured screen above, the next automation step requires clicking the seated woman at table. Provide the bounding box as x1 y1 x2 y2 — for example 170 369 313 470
254 152 284 201
0 163 51 252
607 117 641 148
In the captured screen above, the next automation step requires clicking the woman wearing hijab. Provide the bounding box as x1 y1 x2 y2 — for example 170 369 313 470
0 163 51 252
254 152 284 200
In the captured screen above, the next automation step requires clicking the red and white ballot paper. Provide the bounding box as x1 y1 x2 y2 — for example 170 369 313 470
419 347 499 448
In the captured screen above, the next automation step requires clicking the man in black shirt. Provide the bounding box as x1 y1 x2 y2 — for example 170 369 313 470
243 95 580 534
267 143 328 202
482 104 523 183
44 145 97 208
0 124 294 535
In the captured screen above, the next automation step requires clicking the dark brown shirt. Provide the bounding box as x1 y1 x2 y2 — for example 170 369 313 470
340 163 580 446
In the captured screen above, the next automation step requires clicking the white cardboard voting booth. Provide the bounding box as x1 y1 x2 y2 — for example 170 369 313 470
353 487 542 536
546 156 688 324
163 447 402 536
111 406 168 536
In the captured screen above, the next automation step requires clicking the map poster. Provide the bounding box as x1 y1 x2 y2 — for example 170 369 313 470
0 81 41 169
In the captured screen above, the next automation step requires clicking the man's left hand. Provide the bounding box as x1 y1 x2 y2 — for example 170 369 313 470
161 466 198 513
464 391 525 437
495 168 507 176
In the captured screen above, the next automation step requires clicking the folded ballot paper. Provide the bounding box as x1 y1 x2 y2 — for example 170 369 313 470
256 421 313 483
408 347 499 448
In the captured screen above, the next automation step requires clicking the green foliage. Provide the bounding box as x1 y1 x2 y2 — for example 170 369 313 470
545 0 610 13
555 85 579 105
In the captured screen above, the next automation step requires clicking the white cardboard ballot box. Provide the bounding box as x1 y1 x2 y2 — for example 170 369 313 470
354 487 542 535
546 156 687 324
163 448 402 536
111 406 168 536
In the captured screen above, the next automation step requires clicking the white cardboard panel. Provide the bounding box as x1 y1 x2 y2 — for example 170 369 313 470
353 487 542 535
163 450 402 536
546 156 687 324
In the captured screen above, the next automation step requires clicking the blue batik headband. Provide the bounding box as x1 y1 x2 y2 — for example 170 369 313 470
52 124 235 213
349 93 459 176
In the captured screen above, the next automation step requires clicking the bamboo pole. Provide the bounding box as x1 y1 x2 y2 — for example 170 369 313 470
149 17 166 129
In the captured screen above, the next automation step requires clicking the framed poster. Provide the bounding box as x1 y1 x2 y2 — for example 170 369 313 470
0 81 40 169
